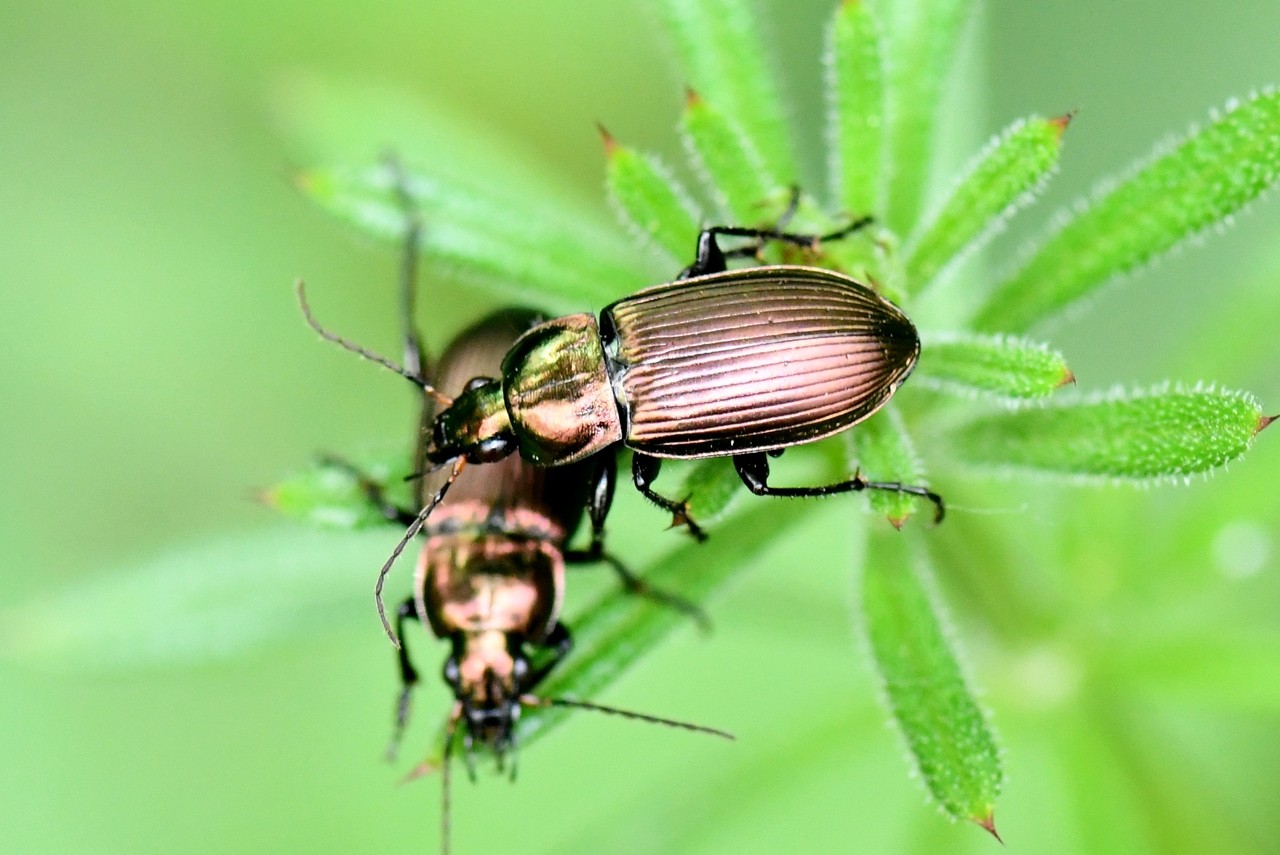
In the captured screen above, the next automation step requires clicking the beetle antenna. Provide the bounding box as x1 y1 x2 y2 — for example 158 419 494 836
376 456 468 647
295 279 453 408
521 695 735 741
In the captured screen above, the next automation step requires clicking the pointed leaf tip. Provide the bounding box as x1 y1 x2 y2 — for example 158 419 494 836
683 86 702 108
1050 109 1078 137
596 122 618 156
1058 368 1078 388
1258 413 1277 434
975 810 1003 844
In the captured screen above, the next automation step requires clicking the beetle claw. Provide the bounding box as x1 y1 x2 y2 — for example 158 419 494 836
668 499 708 542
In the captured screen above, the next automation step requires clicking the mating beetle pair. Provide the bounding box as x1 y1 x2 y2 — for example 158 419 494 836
326 215 943 643
305 193 730 853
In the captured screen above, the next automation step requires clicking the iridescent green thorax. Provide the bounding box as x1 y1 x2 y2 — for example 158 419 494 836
501 313 623 465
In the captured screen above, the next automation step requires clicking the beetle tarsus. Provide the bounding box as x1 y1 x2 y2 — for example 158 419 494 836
733 453 945 524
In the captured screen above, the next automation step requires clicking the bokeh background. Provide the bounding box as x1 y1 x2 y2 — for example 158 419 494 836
4 1 1280 852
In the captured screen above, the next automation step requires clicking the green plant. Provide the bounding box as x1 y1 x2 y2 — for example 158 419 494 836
287 0 1279 839
10 0 1280 851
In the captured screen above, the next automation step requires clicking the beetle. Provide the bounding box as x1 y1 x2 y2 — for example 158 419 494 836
300 207 942 643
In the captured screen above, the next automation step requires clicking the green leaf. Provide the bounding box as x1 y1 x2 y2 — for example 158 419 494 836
680 91 783 223
861 529 1002 830
678 457 747 525
868 0 974 232
951 385 1272 481
602 130 704 266
916 332 1074 400
658 0 797 187
850 406 928 525
265 452 413 530
1 526 384 669
975 88 1280 332
522 501 810 747
826 0 886 216
904 114 1068 292
298 162 650 313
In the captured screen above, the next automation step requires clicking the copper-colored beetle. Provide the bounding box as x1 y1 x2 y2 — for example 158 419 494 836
303 216 942 644
423 221 941 552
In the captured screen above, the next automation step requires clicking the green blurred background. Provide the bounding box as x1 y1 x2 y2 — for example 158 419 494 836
4 1 1280 852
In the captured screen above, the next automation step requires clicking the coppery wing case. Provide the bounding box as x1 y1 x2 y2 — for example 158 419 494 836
602 266 919 458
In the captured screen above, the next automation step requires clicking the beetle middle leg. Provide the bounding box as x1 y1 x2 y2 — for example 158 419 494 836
566 450 711 629
733 452 945 523
632 454 708 542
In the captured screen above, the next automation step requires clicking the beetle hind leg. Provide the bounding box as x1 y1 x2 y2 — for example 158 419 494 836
733 453 945 524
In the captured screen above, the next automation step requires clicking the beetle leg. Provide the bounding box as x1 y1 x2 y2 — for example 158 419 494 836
523 622 574 691
733 453 945 523
316 454 419 526
386 598 421 760
565 450 712 628
632 454 708 541
681 216 876 278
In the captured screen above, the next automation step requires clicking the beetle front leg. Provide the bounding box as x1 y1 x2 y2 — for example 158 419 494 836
632 454 708 542
523 622 574 692
386 598 421 760
317 454 419 527
680 216 876 278
733 453 945 523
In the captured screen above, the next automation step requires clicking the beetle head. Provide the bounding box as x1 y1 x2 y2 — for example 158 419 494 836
429 377 516 464
442 630 528 766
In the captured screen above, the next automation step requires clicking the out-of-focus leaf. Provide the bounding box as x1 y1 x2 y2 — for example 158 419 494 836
826 0 886 216
975 89 1280 332
602 130 704 265
298 161 648 313
1 526 389 669
658 0 797 186
868 0 974 232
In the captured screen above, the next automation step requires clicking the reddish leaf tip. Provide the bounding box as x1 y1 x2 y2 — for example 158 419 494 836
596 122 618 155
684 86 702 108
398 759 441 785
249 486 276 508
1049 109 1078 138
886 513 908 531
1258 413 1277 434
1058 368 1078 388
974 811 1003 844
